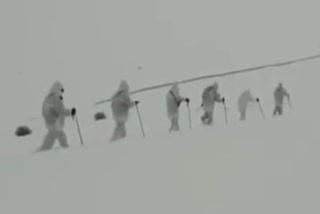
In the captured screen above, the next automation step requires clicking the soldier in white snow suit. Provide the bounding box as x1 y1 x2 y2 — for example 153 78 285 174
37 81 76 151
201 82 224 125
166 82 189 132
238 90 259 120
273 82 290 116
110 80 138 142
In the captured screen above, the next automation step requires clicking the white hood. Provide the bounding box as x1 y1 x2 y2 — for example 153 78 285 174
49 81 64 95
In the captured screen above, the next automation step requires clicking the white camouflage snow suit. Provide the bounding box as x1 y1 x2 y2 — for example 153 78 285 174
201 82 223 125
110 80 135 142
166 82 186 132
273 83 290 116
238 90 256 120
37 81 73 151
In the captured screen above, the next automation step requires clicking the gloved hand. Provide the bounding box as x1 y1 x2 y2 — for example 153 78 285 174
256 98 260 102
71 108 76 117
134 100 140 105
221 97 225 103
185 98 190 103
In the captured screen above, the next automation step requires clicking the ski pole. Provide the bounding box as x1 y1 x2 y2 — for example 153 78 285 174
135 103 146 137
74 115 84 146
186 101 192 129
222 98 228 125
257 100 265 119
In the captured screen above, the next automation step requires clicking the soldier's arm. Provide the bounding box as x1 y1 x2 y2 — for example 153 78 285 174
54 96 72 116
178 96 185 103
215 93 223 102
250 95 256 102
171 90 183 103
128 97 135 108
130 101 135 108
283 89 290 98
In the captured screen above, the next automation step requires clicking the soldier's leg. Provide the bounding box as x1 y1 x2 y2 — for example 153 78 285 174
37 130 56 151
240 110 246 121
207 111 213 125
57 130 69 148
120 122 126 138
273 106 278 116
278 106 283 115
169 119 174 132
176 118 180 131
274 106 283 116
110 122 122 142
173 118 179 131
201 112 210 124
201 113 207 124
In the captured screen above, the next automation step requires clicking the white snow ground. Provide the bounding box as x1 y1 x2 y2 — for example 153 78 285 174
0 62 320 214
1 0 320 213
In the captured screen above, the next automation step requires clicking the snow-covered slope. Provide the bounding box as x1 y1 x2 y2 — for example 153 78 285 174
1 62 319 214
1 0 320 213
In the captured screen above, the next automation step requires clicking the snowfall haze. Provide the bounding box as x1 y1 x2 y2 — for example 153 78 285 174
0 0 320 213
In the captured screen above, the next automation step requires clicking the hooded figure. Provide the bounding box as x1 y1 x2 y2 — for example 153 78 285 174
273 82 290 116
166 82 189 132
201 82 224 125
238 90 258 120
110 80 136 142
37 81 76 151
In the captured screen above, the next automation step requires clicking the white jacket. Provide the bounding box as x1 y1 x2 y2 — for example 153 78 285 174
238 90 255 112
111 80 135 123
202 85 222 112
274 85 289 107
166 83 185 119
42 81 71 130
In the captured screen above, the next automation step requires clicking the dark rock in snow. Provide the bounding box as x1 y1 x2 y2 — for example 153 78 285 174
15 126 32 137
94 112 107 121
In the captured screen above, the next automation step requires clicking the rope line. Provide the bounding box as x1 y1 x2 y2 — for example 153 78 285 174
94 53 320 105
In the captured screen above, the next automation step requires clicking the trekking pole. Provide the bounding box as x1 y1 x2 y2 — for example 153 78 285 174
74 115 84 146
222 98 228 125
257 99 265 119
186 101 192 129
135 102 146 137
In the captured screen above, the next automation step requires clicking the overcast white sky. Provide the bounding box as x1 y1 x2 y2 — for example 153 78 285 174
0 0 319 138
